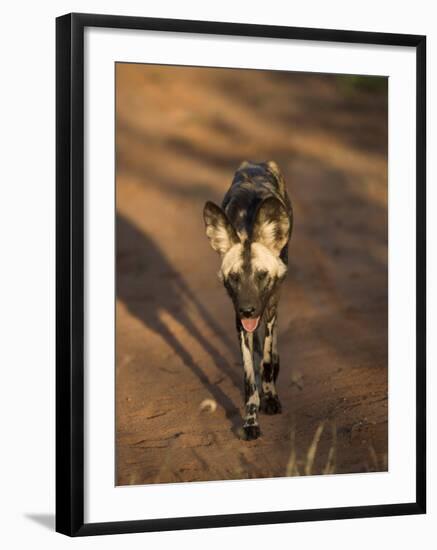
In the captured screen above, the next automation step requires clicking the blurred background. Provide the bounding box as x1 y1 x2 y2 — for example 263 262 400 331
115 64 388 485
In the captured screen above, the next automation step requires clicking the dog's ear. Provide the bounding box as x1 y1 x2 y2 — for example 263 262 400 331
252 197 290 255
203 201 240 256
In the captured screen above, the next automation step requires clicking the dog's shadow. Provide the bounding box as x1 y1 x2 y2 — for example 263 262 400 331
117 213 242 434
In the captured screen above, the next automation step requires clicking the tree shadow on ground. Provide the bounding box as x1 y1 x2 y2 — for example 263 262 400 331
117 213 243 435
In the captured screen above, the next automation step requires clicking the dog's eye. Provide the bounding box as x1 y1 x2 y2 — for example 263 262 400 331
256 270 268 282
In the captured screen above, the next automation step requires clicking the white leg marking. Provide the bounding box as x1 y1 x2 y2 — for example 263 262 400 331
261 317 278 397
241 331 254 379
240 331 260 425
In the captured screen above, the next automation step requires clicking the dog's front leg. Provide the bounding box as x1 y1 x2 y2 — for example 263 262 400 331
260 315 282 414
238 321 261 440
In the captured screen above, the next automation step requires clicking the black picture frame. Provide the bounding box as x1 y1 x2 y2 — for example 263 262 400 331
56 12 426 537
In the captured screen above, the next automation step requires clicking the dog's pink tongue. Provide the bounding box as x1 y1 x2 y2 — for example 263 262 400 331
241 317 260 333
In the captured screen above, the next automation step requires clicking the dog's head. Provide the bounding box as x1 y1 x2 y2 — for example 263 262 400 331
203 197 290 332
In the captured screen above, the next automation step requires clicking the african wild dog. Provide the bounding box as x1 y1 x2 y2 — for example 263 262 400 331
203 161 292 440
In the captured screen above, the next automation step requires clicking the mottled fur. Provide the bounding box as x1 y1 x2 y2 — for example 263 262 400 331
203 161 293 440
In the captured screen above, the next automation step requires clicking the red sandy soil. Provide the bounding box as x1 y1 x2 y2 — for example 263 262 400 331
115 65 388 485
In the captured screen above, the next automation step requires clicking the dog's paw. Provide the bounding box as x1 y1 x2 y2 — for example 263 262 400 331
242 424 261 441
260 396 282 415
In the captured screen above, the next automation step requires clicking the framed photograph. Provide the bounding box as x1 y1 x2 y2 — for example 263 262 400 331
56 13 426 536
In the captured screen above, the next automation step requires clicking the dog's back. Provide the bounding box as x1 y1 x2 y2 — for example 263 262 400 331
222 161 292 262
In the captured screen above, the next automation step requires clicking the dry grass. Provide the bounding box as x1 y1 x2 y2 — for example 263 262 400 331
286 420 337 477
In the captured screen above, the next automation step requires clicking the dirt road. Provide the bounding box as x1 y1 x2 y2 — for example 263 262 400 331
115 65 388 485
